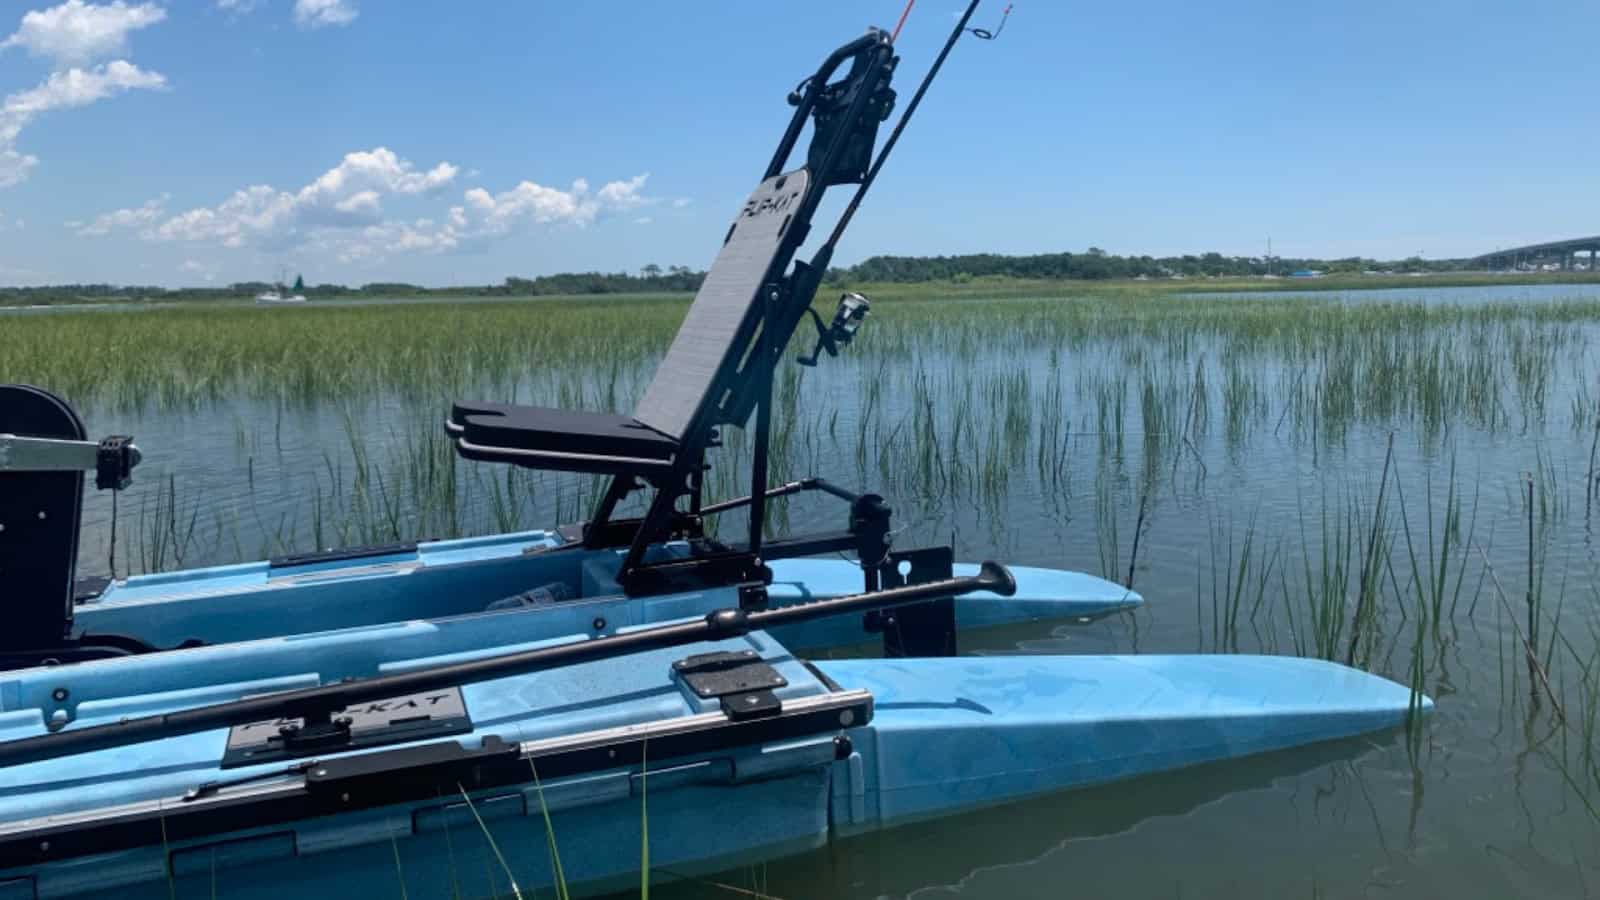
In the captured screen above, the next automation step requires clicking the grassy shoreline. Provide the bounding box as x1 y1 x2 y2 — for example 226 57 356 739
7 271 1600 308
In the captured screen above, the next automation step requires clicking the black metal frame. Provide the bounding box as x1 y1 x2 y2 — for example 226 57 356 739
582 32 902 595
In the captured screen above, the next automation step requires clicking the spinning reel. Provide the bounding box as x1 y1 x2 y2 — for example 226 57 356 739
797 291 871 366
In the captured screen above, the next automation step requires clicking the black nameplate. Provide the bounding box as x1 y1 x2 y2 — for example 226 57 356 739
221 687 471 768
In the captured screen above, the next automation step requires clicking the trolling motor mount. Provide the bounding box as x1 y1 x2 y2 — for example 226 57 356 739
0 384 154 665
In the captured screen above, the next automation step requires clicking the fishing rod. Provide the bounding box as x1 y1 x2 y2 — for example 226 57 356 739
824 0 991 249
0 562 1016 768
966 3 1013 40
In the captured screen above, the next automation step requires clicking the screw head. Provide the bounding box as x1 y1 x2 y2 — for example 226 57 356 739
51 688 68 702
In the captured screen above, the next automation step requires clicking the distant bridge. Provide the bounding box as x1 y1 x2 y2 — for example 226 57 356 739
1474 236 1600 271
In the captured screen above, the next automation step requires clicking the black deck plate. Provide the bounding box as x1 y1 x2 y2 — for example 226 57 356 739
672 649 788 699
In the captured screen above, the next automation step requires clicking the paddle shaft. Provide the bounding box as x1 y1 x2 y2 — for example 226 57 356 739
0 561 1015 768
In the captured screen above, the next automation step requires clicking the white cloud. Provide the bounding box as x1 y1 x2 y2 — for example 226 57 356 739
296 147 457 213
72 190 166 235
178 258 219 281
1 60 165 133
293 0 357 29
633 216 653 225
0 149 36 188
323 173 656 263
216 0 259 12
86 147 458 247
151 183 295 247
81 147 657 264
1 1 166 67
0 60 166 188
671 197 693 208
597 174 649 210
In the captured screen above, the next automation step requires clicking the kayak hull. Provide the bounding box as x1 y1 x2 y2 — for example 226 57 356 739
0 641 1426 899
73 530 1141 653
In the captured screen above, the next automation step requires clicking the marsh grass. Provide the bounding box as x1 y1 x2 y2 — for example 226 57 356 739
16 285 1600 870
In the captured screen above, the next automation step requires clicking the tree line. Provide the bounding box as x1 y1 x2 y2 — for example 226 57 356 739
0 250 1486 306
835 248 1462 282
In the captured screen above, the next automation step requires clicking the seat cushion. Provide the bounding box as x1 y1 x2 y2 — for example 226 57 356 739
450 401 678 461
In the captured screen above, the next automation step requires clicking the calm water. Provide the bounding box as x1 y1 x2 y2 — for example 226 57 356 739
1182 280 1600 305
26 282 1600 898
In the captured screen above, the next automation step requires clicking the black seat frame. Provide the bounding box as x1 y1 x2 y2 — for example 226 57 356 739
451 32 904 595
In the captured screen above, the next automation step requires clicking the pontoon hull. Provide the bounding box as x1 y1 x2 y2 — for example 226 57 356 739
0 640 1426 899
73 531 1140 652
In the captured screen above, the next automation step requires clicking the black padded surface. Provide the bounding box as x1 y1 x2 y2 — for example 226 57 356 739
632 168 810 440
0 384 86 648
451 401 678 461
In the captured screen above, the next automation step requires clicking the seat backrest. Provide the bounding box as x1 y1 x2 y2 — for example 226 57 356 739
632 168 810 441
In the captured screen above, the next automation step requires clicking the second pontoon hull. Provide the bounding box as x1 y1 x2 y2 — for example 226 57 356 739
71 531 1141 653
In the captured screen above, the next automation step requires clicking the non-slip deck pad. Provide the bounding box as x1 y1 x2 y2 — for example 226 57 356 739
632 168 810 440
0 384 85 648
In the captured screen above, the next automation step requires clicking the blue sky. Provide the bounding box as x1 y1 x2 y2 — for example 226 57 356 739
0 0 1595 287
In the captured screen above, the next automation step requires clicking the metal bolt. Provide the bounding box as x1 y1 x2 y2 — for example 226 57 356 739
36 511 45 520
38 841 49 853
340 793 349 803
592 616 606 632
51 688 68 702
839 710 855 727
314 768 327 777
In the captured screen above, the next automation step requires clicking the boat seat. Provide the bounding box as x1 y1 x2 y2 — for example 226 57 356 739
450 402 677 460
449 169 808 479
449 402 678 476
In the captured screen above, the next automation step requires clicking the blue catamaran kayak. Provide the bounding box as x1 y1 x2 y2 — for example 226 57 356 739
0 12 1431 899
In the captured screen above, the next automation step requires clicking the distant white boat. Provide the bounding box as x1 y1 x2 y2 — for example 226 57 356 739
256 271 308 304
